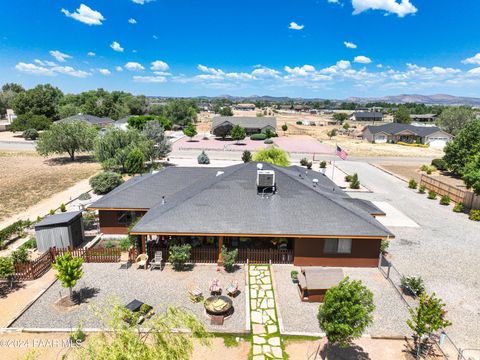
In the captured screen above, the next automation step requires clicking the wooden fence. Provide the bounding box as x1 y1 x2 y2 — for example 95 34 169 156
420 174 480 209
13 250 53 281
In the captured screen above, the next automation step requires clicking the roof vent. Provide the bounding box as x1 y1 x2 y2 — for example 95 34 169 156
161 196 166 205
216 171 224 177
257 163 263 170
312 178 319 187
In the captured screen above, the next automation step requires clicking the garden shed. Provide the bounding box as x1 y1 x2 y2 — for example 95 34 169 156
34 211 84 252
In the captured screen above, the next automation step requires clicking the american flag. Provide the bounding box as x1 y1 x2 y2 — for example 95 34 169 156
335 145 348 160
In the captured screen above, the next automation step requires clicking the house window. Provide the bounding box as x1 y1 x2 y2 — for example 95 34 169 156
117 211 134 226
323 238 352 254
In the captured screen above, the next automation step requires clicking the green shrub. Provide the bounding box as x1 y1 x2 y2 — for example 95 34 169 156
427 190 437 200
320 161 327 169
119 238 131 251
139 303 153 316
23 128 39 140
420 165 436 174
22 238 37 250
0 257 15 280
408 179 417 189
439 195 451 206
349 173 360 189
104 241 114 249
431 158 447 171
169 244 191 270
221 246 238 272
10 114 52 132
250 133 267 141
345 175 353 182
0 220 31 249
453 202 464 213
380 239 389 253
241 150 252 163
469 209 480 221
11 247 29 264
296 121 302 125
69 326 86 344
264 138 274 144
300 158 309 166
426 168 433 175
264 128 276 138
78 192 92 201
49 209 55 215
197 150 210 165
290 270 298 280
125 147 145 175
401 276 425 297
90 172 124 195
418 185 426 194
306 161 312 169
60 203 67 212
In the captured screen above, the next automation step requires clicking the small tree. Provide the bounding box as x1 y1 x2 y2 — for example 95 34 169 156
36 121 97 161
221 246 238 272
90 171 124 195
125 147 145 174
350 173 360 189
407 293 452 357
169 244 191 271
0 257 15 287
52 251 84 300
281 123 288 135
60 203 67 212
343 122 350 131
197 150 210 165
318 278 375 347
253 147 290 167
327 129 337 139
183 122 197 140
333 113 349 124
219 106 233 116
242 150 252 163
230 124 246 143
23 128 39 140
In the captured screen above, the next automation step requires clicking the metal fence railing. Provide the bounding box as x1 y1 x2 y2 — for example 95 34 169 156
378 253 473 360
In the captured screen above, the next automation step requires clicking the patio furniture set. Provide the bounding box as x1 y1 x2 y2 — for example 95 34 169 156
120 251 163 270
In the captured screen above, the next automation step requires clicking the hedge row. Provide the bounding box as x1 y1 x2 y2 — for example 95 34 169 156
0 220 32 249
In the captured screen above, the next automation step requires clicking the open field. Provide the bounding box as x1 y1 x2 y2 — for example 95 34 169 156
0 151 100 223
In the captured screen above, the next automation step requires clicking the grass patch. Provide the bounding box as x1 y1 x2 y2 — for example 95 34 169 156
282 335 321 343
213 333 252 347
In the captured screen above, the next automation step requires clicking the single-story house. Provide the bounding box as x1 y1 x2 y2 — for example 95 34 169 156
113 115 135 130
410 114 438 123
58 114 114 128
88 162 393 267
349 112 384 122
363 123 453 148
234 103 256 111
211 116 277 137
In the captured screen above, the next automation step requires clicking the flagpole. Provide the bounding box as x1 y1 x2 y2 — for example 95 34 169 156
332 143 336 181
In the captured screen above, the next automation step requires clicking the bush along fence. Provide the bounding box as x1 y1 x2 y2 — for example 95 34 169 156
0 220 32 250
378 253 468 360
420 174 480 210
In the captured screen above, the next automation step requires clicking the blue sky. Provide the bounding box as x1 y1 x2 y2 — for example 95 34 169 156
1 0 480 98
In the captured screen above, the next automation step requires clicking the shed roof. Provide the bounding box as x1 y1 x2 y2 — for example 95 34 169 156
211 116 276 130
35 211 83 228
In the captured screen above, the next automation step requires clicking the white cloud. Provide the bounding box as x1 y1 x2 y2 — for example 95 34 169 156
462 53 480 65
61 4 105 25
252 67 281 78
288 22 304 30
352 0 417 17
153 35 159 40
354 55 372 64
128 18 137 24
132 0 156 4
377 64 383 68
15 62 54 76
87 52 96 57
15 62 90 78
151 60 169 71
284 65 316 76
98 68 111 75
115 66 124 72
328 0 340 3
124 62 145 71
467 67 480 76
110 41 124 52
51 65 90 78
49 50 72 62
197 64 225 75
34 59 45 66
133 75 166 83
344 41 357 49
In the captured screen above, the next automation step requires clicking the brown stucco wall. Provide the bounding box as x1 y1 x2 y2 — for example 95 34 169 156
98 210 146 235
293 238 381 267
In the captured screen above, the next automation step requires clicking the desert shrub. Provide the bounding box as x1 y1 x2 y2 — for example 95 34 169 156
320 161 327 169
453 202 464 213
469 209 480 221
345 175 352 182
431 158 447 171
408 179 418 189
427 190 437 200
418 185 426 194
401 276 425 297
169 244 191 270
439 195 451 206
250 133 267 141
349 173 360 189
420 165 436 174
221 246 238 272
197 150 210 165
397 142 428 148
23 128 39 140
125 147 145 175
300 158 309 166
60 203 67 212
264 139 274 144
70 326 86 343
241 150 252 163
296 121 302 125
306 161 312 169
11 247 29 264
78 192 91 201
49 209 55 215
90 172 124 195
426 168 433 175
380 239 389 253
264 128 276 138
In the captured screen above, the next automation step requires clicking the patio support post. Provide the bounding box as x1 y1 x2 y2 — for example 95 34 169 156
141 235 146 254
217 236 224 266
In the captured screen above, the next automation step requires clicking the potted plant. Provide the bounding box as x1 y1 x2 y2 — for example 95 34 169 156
400 276 425 298
291 270 299 284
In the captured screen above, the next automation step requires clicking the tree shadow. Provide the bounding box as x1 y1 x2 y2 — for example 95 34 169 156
72 287 100 305
320 343 371 360
402 337 444 359
0 281 26 298
45 155 96 166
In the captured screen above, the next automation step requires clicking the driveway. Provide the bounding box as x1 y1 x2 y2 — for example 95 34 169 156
335 161 480 349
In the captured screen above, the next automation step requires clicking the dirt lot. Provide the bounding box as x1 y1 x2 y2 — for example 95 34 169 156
0 151 100 223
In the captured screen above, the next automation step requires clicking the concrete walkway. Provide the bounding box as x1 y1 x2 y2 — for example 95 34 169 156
249 264 284 359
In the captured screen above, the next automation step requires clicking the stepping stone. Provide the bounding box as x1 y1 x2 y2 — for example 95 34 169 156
268 337 280 346
251 311 263 324
260 300 269 309
261 284 271 290
253 336 266 345
253 345 262 355
262 345 271 354
267 299 275 308
253 355 265 360
267 325 277 334
250 290 257 299
271 346 283 358
252 324 265 334
266 290 273 298
266 309 276 318
258 289 265 298
250 270 260 276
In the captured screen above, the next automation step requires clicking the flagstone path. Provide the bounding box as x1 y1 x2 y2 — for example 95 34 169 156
248 264 284 359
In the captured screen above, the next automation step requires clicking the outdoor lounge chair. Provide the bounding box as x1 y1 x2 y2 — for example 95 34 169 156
120 251 130 269
135 254 149 270
188 285 203 303
226 280 239 297
149 251 163 271
209 279 221 295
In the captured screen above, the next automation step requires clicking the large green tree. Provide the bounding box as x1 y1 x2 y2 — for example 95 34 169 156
394 106 412 124
436 106 475 136
219 106 233 116
230 124 246 143
443 119 480 175
0 83 25 115
36 121 98 161
318 278 375 347
12 84 63 119
253 147 290 166
142 121 171 159
333 113 349 124
161 99 198 126
462 155 480 195
9 113 52 132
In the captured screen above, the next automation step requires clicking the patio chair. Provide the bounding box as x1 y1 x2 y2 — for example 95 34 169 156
226 280 239 297
188 284 203 303
120 251 130 269
150 251 163 271
135 254 149 270
209 279 221 295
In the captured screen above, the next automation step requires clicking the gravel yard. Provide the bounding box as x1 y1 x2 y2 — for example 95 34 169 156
11 263 247 332
272 265 410 337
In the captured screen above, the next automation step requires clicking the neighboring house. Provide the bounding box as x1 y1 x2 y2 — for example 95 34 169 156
349 112 384 122
234 103 256 111
410 114 438 123
58 114 114 128
114 115 135 130
88 162 393 267
211 116 277 136
6 109 17 123
363 123 453 148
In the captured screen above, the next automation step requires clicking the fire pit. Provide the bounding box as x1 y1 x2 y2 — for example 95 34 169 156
204 295 234 317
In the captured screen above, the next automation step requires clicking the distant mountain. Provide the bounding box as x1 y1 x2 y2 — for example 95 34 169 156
345 94 480 106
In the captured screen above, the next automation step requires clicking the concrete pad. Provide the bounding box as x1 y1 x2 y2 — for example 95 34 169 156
372 201 419 228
